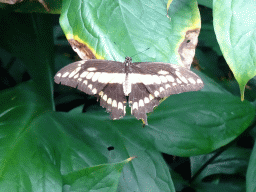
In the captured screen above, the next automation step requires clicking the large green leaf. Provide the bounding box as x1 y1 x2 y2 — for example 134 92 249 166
191 146 250 183
213 0 256 100
63 157 135 191
246 141 256 192
59 0 200 66
0 82 176 191
0 12 55 110
0 82 59 192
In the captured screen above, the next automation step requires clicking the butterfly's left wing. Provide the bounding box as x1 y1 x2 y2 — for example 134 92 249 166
128 62 204 124
54 59 127 119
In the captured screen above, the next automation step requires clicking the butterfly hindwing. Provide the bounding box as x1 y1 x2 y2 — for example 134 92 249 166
129 83 160 125
98 83 126 119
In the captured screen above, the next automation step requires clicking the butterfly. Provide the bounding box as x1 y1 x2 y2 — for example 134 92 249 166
54 57 204 125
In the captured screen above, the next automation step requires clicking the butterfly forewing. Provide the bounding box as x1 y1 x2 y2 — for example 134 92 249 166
54 60 125 95
131 62 204 98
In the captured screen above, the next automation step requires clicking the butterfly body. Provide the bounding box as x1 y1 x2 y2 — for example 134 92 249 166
54 57 204 125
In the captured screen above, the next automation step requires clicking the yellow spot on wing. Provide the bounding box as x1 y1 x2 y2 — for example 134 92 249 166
144 97 149 104
118 102 123 109
62 72 69 77
133 102 138 110
87 67 97 71
92 88 97 94
80 71 89 78
103 94 107 101
154 91 159 97
139 99 144 107
107 98 112 104
112 100 117 107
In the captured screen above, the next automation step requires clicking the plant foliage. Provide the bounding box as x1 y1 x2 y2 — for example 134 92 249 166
0 0 255 191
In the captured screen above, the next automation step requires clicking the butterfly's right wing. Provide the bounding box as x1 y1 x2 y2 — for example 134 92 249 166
131 62 204 98
54 59 127 119
128 62 204 124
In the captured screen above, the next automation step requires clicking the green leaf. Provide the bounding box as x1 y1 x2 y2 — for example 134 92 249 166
67 91 254 157
246 141 256 192
191 146 250 183
0 82 61 192
192 182 245 192
63 157 135 191
144 92 254 156
0 12 55 110
213 0 256 100
0 82 176 191
59 0 200 66
198 0 213 9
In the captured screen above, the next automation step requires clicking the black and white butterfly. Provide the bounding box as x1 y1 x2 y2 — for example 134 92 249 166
54 57 204 125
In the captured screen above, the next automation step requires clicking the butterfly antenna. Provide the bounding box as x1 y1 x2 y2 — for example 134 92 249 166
130 48 150 58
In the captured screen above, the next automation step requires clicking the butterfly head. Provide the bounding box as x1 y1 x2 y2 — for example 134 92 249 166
125 57 132 66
